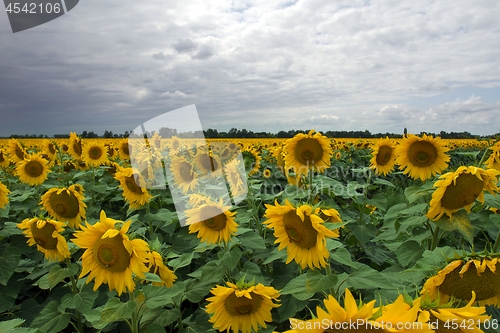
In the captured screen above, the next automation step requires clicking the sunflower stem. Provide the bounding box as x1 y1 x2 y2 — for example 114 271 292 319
65 258 83 333
325 261 336 297
430 224 440 251
364 169 372 198
129 291 139 333
307 168 314 205
492 231 500 253
91 165 96 207
476 147 490 168
146 204 154 239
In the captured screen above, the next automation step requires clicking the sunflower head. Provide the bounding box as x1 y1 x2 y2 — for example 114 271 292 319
395 134 450 181
68 132 83 159
17 217 70 262
114 167 153 208
426 166 500 221
205 281 280 333
369 137 397 176
71 210 150 295
82 141 109 167
421 254 500 307
263 199 340 269
0 181 10 209
16 153 50 186
284 130 332 177
145 251 178 287
7 139 26 163
40 185 87 229
187 198 238 245
170 156 198 194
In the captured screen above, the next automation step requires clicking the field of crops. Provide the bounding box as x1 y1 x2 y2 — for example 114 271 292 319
1 132 500 333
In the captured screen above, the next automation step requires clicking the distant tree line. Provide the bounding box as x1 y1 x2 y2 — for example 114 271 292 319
5 128 498 139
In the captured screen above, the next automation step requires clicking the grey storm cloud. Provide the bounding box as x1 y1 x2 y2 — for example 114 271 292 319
1 0 500 137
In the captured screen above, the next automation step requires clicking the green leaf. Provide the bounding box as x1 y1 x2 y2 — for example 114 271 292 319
349 224 377 245
262 247 288 264
30 301 71 333
433 211 474 245
372 178 396 188
330 247 356 267
221 247 242 271
396 240 424 268
74 290 98 313
153 308 181 327
0 318 25 332
144 284 184 309
277 295 308 323
145 323 166 333
101 298 137 322
0 244 21 285
169 252 194 270
47 265 68 289
347 263 393 289
0 273 24 313
281 270 337 300
239 231 267 250
185 280 215 303
145 208 173 222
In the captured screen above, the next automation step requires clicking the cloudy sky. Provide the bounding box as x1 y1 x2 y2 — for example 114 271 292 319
1 0 500 137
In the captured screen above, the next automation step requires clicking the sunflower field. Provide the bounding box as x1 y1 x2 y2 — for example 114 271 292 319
1 132 500 333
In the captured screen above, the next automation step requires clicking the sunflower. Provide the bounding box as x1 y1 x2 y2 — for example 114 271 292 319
0 181 11 209
242 148 262 176
170 156 198 194
17 217 70 262
186 198 238 245
71 210 150 296
6 139 26 163
420 257 500 307
194 150 222 177
223 159 247 201
289 289 431 333
395 134 450 181
283 130 332 177
263 199 340 269
205 280 280 333
426 166 500 221
0 149 11 168
82 141 109 167
68 132 83 160
484 141 500 171
40 185 87 229
114 167 153 209
16 153 50 186
118 139 130 161
369 137 397 176
263 169 272 179
145 251 177 287
43 141 58 161
417 292 490 333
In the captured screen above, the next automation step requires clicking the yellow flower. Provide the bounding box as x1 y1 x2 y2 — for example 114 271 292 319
118 140 130 161
205 281 280 333
284 130 332 177
68 132 83 160
145 251 177 287
395 133 450 181
0 149 11 168
170 156 198 194
484 141 500 171
426 166 500 221
421 258 500 307
16 153 50 186
81 141 109 167
417 291 490 333
71 210 149 296
263 200 340 269
0 181 10 209
114 167 153 209
17 217 70 262
369 137 397 176
40 185 87 229
6 139 26 164
187 198 238 245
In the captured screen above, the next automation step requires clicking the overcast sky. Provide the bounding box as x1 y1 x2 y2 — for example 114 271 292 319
1 0 500 137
